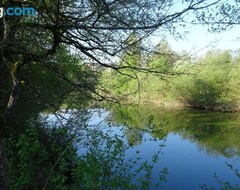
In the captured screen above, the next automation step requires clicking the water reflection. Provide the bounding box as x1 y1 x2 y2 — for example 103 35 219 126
111 105 240 158
3 104 240 189
109 105 240 189
4 108 167 189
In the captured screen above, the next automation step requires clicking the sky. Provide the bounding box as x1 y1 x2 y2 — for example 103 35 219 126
150 0 240 56
166 25 240 55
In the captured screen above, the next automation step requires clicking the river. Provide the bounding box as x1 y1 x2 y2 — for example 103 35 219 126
85 106 240 190
11 105 240 189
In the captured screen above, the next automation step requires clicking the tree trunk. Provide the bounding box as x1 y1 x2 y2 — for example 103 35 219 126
4 75 20 119
0 49 11 115
1 10 22 118
0 6 22 189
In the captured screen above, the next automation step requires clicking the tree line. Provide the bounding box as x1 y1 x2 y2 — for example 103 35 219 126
101 40 240 112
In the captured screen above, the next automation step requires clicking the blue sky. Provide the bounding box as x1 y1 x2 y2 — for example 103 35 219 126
150 24 240 56
166 25 240 55
150 0 240 55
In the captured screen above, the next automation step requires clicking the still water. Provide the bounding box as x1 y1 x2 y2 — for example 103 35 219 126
86 106 240 190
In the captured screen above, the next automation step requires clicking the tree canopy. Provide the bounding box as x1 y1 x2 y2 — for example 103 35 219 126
0 0 231 117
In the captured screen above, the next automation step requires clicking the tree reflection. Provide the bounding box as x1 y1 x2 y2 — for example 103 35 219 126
124 128 144 146
111 105 240 158
4 108 166 189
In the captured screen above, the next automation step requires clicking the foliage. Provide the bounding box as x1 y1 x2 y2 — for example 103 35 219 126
7 123 77 190
173 50 240 111
110 104 240 158
7 46 97 126
1 0 240 189
1 0 223 118
102 48 240 112
7 115 167 190
100 40 179 104
73 127 166 190
200 164 240 190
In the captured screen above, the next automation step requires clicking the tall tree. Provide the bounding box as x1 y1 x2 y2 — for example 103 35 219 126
0 0 223 117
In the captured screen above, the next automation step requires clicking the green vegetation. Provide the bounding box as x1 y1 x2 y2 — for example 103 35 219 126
201 163 240 190
110 105 240 158
174 50 240 111
101 44 240 112
7 118 166 190
110 105 240 189
1 0 240 189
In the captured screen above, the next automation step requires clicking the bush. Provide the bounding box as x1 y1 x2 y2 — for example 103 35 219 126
173 50 240 111
7 118 167 190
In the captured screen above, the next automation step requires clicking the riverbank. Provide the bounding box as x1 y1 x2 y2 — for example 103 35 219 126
100 49 240 113
106 94 240 113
